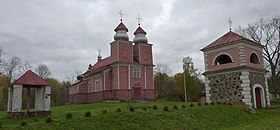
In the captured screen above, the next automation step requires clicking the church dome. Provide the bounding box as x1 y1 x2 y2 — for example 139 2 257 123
114 22 129 41
133 26 148 43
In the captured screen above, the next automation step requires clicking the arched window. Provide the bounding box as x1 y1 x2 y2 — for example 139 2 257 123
214 54 233 65
250 53 260 64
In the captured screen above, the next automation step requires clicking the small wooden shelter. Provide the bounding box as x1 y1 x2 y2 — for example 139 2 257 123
7 70 51 118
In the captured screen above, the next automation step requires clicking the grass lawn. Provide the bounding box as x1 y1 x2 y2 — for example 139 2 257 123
0 101 279 130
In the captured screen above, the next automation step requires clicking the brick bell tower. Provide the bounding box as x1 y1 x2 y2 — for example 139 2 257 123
201 31 270 108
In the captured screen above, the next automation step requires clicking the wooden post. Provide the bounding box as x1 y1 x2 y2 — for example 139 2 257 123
26 87 31 112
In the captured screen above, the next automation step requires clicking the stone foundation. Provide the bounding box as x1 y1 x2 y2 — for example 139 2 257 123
207 72 242 103
7 111 51 118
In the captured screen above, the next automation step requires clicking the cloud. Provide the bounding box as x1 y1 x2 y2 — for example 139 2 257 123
0 0 279 80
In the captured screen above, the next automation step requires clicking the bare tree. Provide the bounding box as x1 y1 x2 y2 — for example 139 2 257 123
154 63 172 75
18 61 32 75
154 63 173 99
35 63 51 78
237 15 280 94
65 70 81 85
0 56 22 80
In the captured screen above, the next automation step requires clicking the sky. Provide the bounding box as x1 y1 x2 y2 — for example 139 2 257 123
0 0 280 81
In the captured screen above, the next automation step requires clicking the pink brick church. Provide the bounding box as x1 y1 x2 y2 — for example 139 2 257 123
68 20 154 104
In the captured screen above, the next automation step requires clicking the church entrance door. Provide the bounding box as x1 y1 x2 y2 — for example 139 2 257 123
133 87 141 100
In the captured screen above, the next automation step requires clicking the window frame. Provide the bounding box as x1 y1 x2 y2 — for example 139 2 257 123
133 67 141 78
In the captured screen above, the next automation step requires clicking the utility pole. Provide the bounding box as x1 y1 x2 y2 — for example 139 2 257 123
183 58 187 102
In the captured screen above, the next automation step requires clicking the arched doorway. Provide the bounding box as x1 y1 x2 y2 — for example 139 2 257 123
252 84 266 108
255 87 262 108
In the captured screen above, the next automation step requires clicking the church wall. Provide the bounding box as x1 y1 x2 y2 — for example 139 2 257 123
139 44 153 65
118 42 133 63
146 67 154 89
115 89 132 100
119 66 128 89
112 66 119 89
105 71 112 90
142 89 154 100
130 66 145 89
110 42 118 63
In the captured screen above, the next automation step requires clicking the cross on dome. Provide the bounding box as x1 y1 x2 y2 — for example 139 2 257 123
98 49 101 56
118 10 124 21
136 14 142 26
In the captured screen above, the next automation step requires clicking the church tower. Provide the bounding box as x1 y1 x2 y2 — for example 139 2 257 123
201 31 270 108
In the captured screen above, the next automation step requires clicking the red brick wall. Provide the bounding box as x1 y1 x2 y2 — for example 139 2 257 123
146 67 153 89
139 44 153 65
119 42 133 63
119 66 128 89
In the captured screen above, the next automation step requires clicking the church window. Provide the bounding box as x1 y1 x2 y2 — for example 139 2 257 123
250 53 260 64
95 80 100 91
214 54 233 65
133 67 141 78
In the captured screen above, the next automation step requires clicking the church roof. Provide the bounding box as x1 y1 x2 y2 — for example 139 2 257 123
134 26 146 35
114 22 128 32
14 70 50 86
201 31 261 51
83 56 112 77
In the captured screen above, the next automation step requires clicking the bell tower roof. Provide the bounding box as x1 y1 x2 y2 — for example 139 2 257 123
201 31 262 52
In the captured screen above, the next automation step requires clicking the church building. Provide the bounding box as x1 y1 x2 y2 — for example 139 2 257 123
68 20 154 104
201 30 270 108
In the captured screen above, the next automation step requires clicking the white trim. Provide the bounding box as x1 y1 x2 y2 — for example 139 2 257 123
212 52 234 66
117 41 119 61
118 65 120 89
103 72 106 91
128 65 131 89
144 66 147 89
249 51 261 64
252 84 266 108
139 44 141 63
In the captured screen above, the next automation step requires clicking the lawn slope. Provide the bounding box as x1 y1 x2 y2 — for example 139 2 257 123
0 101 279 130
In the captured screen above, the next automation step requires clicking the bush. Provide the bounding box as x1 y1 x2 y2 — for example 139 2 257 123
45 116 53 123
204 102 209 105
85 111 91 117
116 108 122 112
228 103 232 106
20 121 27 127
129 107 135 112
223 102 227 105
197 103 201 106
211 102 215 105
34 118 39 122
0 122 2 128
102 110 107 114
66 112 73 119
143 107 147 111
173 105 178 110
163 106 169 111
190 104 194 107
152 105 158 110
182 105 186 108
217 101 222 104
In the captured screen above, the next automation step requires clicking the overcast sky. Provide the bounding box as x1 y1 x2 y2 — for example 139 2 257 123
1 0 280 81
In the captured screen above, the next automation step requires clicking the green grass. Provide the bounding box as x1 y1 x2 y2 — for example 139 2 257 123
0 101 279 130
